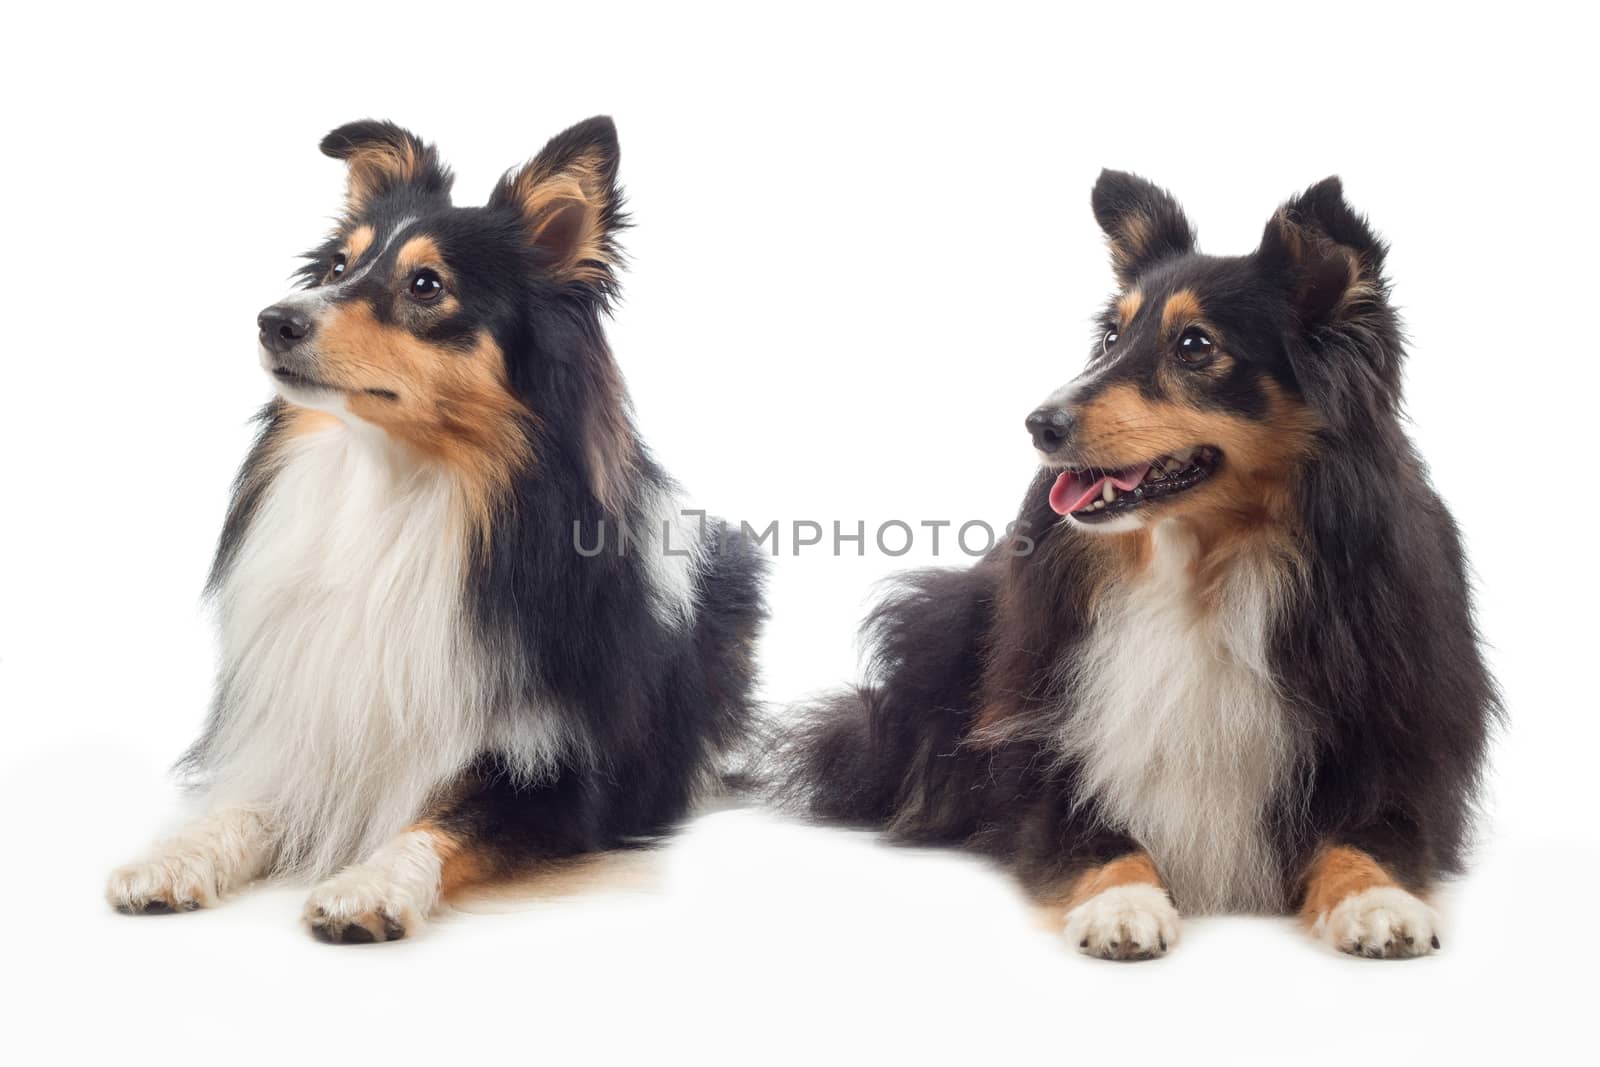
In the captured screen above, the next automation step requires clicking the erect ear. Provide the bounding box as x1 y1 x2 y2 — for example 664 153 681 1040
488 116 626 290
320 120 453 213
1255 177 1388 328
1090 170 1197 286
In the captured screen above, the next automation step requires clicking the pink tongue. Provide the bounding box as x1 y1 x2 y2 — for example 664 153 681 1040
1048 463 1152 516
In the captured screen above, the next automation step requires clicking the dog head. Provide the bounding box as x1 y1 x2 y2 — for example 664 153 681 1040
254 117 631 508
1028 170 1391 535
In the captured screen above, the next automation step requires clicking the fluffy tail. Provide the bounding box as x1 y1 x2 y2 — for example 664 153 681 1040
764 564 998 833
766 687 894 824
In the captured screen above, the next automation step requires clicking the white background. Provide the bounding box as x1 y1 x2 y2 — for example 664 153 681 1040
3 2 1595 1062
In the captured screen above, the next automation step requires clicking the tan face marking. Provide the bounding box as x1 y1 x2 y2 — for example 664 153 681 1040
1072 379 1315 478
1160 288 1204 336
395 234 444 274
1069 378 1320 585
391 235 460 316
345 224 376 267
1116 290 1143 329
310 304 529 532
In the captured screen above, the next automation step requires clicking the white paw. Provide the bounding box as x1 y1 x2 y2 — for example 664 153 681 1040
303 830 443 945
1315 886 1440 959
1063 884 1180 961
107 852 219 913
107 809 273 915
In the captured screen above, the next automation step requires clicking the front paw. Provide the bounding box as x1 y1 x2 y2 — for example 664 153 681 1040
106 855 216 914
1316 886 1440 959
303 829 446 944
1063 884 1180 961
304 869 423 945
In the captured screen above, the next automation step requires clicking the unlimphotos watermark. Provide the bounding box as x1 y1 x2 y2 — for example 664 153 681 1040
573 511 1036 559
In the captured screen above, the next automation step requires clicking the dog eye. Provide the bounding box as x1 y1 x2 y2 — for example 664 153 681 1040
1176 327 1215 366
408 269 444 302
1102 328 1120 354
323 253 347 285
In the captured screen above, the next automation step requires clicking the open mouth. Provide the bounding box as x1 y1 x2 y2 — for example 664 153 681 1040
1048 446 1222 522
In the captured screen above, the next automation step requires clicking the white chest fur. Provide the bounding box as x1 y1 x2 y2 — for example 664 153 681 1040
1058 520 1301 914
202 421 563 878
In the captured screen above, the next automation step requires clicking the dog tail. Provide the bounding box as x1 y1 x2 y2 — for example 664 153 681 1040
716 692 880 821
764 686 893 824
762 564 998 831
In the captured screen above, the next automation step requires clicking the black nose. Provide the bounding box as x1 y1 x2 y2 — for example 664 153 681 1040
257 305 315 354
1026 407 1075 454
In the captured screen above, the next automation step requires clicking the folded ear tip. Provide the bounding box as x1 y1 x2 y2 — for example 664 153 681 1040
319 125 362 160
319 119 419 160
320 120 378 159
320 121 450 209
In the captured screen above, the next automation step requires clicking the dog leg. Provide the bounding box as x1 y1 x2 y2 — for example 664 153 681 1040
1054 851 1180 961
107 807 276 913
1300 844 1440 959
303 822 485 944
304 761 646 944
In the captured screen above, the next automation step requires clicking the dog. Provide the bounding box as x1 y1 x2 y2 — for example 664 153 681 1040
106 117 766 942
773 171 1497 960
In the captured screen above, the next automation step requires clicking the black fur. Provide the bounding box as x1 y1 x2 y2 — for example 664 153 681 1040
195 118 766 888
774 170 1499 914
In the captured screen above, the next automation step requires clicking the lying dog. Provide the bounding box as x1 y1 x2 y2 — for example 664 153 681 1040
107 117 766 942
774 170 1496 960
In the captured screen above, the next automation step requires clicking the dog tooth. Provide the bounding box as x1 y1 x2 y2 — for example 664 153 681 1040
1102 481 1116 503
1174 447 1194 465
1092 499 1106 510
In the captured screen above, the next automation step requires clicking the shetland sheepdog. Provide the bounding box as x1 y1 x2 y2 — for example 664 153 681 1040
106 117 766 942
773 171 1497 960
